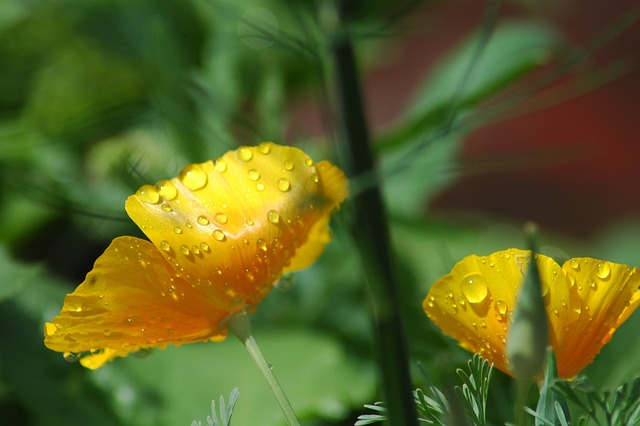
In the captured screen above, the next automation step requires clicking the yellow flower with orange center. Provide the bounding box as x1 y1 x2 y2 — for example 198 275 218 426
423 249 640 378
44 143 348 369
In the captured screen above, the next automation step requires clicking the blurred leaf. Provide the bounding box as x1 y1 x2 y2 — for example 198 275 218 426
105 328 374 426
378 19 563 152
0 246 39 302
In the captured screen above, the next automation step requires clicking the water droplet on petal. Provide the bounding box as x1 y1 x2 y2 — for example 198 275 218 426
156 180 178 200
180 164 208 190
570 259 580 270
305 158 314 167
214 158 227 172
63 352 81 363
161 203 172 212
160 241 171 252
247 169 260 181
173 226 183 234
246 219 254 226
180 245 190 256
284 160 294 171
256 183 265 191
214 213 228 224
460 273 489 304
494 300 508 316
277 178 291 192
258 142 271 154
200 242 210 252
257 238 268 251
267 210 280 224
311 173 319 183
197 215 210 226
238 147 253 162
213 229 226 241
191 245 201 255
596 262 611 280
136 185 161 204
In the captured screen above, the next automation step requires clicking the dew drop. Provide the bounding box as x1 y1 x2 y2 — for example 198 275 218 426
246 219 254 226
214 213 228 224
180 164 208 190
200 242 210 252
191 245 201 255
284 160 294 171
258 142 271 154
247 169 261 181
160 241 171 252
180 245 190 256
238 147 253 162
305 158 314 167
136 185 161 204
173 226 183 234
277 178 291 192
596 262 611 280
494 300 508 316
256 183 265 191
161 203 172 212
156 180 178 200
311 173 319 183
213 229 226 242
257 238 268 252
460 273 489 304
185 221 193 229
197 215 210 226
63 352 81 363
267 210 280 224
588 278 597 290
570 259 580 270
214 158 227 172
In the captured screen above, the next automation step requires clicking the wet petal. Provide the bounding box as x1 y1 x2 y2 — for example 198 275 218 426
556 258 640 377
125 143 348 312
424 250 640 378
44 236 228 369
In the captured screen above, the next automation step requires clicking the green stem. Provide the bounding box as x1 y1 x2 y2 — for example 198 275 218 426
228 312 300 426
515 379 531 426
325 2 419 425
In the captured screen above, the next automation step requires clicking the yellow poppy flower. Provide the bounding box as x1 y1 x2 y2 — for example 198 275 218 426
44 143 348 369
423 249 640 378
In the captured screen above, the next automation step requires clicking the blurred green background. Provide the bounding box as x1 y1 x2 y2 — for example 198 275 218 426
1 0 639 424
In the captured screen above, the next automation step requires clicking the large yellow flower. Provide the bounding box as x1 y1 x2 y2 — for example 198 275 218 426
423 249 640 378
44 143 348 369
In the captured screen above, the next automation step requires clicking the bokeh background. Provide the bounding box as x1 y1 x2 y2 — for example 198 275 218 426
1 0 639 425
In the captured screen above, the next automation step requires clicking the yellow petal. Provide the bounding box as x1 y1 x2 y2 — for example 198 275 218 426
424 250 640 378
555 258 640 377
125 142 348 312
44 236 229 368
423 249 581 377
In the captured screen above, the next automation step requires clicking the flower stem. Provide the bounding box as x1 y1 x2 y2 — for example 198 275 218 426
227 311 300 426
325 2 419 425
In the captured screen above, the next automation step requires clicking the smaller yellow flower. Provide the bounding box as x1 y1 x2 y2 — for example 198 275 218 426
423 249 640 378
44 143 348 369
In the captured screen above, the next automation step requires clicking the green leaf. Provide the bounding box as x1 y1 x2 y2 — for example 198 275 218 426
535 347 570 426
378 19 562 152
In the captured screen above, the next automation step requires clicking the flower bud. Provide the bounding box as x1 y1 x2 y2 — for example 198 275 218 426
506 224 549 380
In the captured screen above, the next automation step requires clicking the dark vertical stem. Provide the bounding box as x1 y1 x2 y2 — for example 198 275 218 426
327 3 419 425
